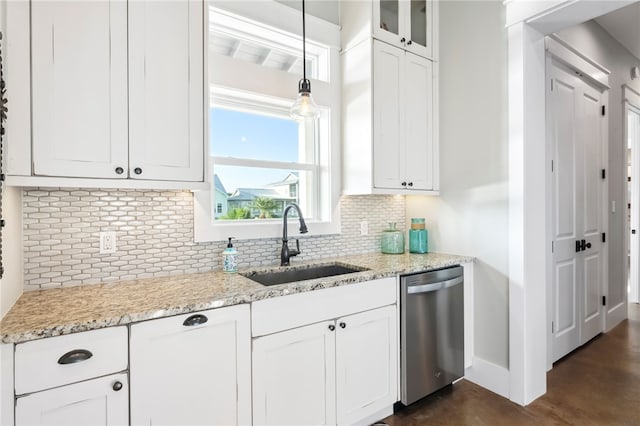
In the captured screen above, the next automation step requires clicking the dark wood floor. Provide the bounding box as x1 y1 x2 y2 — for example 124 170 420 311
383 304 640 425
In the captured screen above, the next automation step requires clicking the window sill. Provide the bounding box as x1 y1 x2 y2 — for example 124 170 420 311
193 190 340 242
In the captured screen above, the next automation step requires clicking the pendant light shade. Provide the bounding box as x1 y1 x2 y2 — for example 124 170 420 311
290 0 319 120
291 79 319 120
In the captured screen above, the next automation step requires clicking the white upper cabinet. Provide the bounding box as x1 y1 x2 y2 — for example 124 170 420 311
19 0 204 187
342 0 437 61
31 0 128 179
128 1 203 182
374 0 434 59
342 38 438 195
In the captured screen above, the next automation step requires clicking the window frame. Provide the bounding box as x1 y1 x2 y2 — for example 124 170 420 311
194 0 341 242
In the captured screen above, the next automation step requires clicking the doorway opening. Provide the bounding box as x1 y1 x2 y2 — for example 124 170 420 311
626 91 640 304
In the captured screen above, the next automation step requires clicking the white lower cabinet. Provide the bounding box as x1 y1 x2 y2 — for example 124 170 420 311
252 305 397 426
15 373 128 426
13 327 129 426
129 305 251 426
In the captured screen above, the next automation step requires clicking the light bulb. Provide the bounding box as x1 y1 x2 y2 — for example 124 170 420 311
290 91 320 120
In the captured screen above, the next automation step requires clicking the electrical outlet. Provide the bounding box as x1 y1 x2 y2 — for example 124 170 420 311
99 231 117 254
360 221 368 235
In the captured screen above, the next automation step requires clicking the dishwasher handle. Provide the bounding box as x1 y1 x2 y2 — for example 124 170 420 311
407 276 463 294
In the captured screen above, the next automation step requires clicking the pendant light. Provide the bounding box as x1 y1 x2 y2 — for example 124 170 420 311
290 0 320 120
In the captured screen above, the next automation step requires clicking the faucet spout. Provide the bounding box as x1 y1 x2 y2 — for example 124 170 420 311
281 203 308 266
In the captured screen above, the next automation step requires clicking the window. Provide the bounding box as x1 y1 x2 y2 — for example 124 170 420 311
194 0 341 242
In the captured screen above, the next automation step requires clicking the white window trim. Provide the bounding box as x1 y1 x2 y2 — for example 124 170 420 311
194 0 341 242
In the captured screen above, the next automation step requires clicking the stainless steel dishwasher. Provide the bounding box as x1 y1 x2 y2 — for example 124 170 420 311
400 265 464 405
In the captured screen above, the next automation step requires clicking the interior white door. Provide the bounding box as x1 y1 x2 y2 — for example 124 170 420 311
548 60 605 362
578 81 606 344
252 321 336 426
629 106 640 304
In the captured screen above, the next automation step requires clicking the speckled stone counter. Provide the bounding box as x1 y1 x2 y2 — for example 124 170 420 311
0 252 473 344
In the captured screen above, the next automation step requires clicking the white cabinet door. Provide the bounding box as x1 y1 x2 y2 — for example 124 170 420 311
130 305 251 426
405 0 434 59
128 0 204 182
31 0 128 179
336 306 398 426
252 321 337 426
404 52 434 190
15 373 128 426
373 40 404 190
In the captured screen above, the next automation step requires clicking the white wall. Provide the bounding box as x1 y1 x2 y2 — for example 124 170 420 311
555 21 640 327
406 0 509 368
0 186 23 318
275 0 339 25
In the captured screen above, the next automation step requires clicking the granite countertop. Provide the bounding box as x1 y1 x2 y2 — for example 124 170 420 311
0 252 473 344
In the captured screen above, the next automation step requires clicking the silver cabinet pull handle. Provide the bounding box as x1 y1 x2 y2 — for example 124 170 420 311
57 349 93 364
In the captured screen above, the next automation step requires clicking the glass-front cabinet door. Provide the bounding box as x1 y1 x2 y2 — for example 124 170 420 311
373 0 433 59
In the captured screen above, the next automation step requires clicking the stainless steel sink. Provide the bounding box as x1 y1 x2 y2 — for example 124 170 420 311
243 263 368 286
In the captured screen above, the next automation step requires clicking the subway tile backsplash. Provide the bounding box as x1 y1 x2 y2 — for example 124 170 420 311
23 189 404 290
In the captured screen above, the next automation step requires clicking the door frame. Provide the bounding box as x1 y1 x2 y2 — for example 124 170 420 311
624 85 640 305
505 0 634 405
544 36 610 370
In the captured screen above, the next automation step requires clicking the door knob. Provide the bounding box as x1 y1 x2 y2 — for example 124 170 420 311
112 381 123 391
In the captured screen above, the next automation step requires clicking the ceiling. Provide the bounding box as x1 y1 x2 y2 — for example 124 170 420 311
595 2 640 61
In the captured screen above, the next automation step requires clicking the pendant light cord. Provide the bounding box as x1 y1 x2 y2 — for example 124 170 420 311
302 0 307 83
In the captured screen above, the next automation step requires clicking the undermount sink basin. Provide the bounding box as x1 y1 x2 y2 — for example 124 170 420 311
243 263 368 286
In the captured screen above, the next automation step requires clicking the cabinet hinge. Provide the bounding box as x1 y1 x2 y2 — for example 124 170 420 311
551 241 554 253
551 321 554 333
602 233 606 243
551 79 554 91
602 105 606 116
602 296 606 306
601 169 606 179
551 160 554 172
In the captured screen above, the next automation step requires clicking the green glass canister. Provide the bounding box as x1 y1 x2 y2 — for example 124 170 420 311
409 218 428 253
381 222 405 254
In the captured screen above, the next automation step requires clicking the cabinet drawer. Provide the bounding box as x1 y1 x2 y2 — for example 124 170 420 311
15 326 128 395
252 277 397 337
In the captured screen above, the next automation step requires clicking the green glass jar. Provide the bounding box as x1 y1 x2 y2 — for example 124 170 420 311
409 218 428 253
381 222 404 254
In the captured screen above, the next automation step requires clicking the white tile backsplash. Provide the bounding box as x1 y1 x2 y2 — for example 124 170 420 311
23 189 405 290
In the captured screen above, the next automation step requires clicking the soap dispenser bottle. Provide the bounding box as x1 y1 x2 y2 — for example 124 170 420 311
222 237 238 273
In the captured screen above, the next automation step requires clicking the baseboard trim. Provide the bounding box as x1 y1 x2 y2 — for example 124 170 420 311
464 356 510 399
